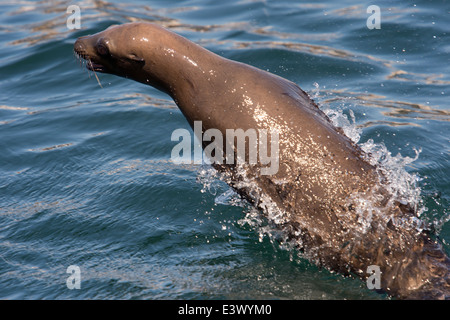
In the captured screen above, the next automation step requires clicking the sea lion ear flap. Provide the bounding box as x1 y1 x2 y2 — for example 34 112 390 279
127 53 145 64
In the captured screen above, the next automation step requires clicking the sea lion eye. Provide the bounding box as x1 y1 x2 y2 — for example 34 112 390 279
96 39 110 57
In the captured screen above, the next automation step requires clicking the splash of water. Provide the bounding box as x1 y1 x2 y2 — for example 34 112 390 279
321 92 426 232
195 87 437 256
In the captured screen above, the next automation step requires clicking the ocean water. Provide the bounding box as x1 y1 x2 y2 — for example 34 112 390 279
0 0 449 300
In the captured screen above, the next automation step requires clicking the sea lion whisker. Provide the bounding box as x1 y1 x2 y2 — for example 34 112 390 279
85 58 103 88
73 49 103 88
91 68 103 89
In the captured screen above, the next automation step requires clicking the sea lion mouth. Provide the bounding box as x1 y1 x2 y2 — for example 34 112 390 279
74 50 106 73
74 47 105 87
86 60 106 72
73 39 108 74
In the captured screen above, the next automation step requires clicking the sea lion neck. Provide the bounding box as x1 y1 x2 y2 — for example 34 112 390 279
74 22 223 101
140 24 224 101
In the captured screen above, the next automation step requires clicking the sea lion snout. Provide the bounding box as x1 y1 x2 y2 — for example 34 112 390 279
74 36 97 62
73 38 87 57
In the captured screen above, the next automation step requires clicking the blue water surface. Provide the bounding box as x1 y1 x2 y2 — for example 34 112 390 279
0 0 449 299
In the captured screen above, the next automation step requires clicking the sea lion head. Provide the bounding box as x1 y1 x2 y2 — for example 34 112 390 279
74 22 199 93
74 23 147 80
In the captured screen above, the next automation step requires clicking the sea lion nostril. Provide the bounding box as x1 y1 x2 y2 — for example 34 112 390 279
74 39 86 53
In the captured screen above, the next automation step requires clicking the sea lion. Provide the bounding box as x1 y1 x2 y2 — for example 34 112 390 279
74 22 449 299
